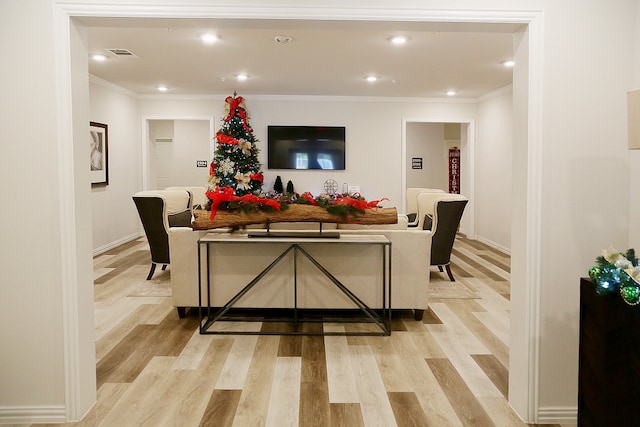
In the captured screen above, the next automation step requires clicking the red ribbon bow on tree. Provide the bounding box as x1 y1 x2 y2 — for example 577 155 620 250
216 133 240 145
223 95 252 132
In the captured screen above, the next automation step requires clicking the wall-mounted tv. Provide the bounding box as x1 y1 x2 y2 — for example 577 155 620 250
267 125 346 170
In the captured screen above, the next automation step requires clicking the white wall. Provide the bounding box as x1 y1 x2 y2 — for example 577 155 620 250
1 0 96 421
629 2 640 249
535 1 634 416
90 79 142 253
0 0 67 413
476 87 513 251
139 96 478 209
406 122 449 191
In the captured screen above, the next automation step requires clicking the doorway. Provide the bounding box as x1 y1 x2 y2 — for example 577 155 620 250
143 118 216 190
403 119 475 239
58 6 541 422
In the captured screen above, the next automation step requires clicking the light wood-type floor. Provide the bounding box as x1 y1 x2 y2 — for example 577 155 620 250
31 235 577 427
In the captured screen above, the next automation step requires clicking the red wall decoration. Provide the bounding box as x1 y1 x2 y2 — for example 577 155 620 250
448 148 460 194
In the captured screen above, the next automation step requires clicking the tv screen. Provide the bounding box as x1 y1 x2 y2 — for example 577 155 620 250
267 125 346 170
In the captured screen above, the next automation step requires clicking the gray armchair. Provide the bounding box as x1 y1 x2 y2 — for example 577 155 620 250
132 190 192 280
417 192 468 281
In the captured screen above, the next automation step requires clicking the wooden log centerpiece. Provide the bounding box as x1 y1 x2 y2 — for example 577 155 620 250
191 205 398 230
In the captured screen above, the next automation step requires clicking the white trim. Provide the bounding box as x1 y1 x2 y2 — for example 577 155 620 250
89 74 138 97
0 406 67 424
524 13 544 423
477 84 513 103
474 235 511 255
92 232 142 257
55 3 542 23
53 5 83 421
536 407 578 424
138 93 479 103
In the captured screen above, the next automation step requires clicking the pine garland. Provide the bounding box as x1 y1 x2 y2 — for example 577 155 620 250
589 248 640 305
206 188 387 221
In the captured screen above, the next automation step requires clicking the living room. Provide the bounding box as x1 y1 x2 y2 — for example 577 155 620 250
4 1 639 424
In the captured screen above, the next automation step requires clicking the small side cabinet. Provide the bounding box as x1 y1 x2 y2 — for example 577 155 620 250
578 277 640 426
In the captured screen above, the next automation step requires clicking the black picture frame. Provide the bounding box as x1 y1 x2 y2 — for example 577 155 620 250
90 121 108 186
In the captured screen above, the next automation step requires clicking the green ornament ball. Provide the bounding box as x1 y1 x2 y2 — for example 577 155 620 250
620 285 640 305
588 266 601 281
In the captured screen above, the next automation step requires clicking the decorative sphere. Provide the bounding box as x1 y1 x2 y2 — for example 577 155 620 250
324 179 339 194
620 285 640 305
588 266 601 281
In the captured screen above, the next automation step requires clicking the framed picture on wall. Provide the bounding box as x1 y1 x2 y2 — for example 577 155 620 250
90 121 108 186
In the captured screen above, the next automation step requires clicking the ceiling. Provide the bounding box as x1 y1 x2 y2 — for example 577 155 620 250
78 17 520 98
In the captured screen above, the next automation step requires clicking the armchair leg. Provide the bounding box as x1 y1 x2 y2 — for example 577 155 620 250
445 264 455 282
146 263 157 280
176 307 186 318
438 265 444 272
161 264 167 271
414 309 425 321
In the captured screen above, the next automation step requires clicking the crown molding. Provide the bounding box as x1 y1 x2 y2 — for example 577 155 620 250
89 74 138 97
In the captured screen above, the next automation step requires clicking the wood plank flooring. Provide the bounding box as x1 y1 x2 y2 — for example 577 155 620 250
30 235 577 427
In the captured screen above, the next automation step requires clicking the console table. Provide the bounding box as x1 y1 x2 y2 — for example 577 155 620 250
197 232 392 335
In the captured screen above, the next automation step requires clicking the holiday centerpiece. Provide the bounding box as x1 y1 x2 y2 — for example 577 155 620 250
192 93 397 230
588 246 640 305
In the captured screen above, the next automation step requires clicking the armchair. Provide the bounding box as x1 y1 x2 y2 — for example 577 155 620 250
406 188 445 227
416 192 468 281
132 189 192 280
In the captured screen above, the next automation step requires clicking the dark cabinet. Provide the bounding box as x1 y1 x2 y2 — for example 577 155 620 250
578 277 640 426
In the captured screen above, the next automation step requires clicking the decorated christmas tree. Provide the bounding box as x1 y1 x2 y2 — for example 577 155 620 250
208 93 264 197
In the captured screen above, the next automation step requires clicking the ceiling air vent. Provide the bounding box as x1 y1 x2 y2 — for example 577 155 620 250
105 48 138 58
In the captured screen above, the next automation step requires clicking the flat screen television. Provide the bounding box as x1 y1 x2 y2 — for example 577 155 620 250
267 125 346 170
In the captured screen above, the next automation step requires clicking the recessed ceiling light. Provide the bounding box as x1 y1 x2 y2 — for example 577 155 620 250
200 33 218 44
502 60 515 67
365 75 378 82
157 85 168 92
91 54 106 61
236 74 248 81
446 90 456 96
390 35 408 45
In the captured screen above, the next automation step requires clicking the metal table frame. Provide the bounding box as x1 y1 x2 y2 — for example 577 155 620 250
197 232 392 336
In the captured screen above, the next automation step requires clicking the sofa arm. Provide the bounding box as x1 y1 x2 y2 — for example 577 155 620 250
168 227 208 308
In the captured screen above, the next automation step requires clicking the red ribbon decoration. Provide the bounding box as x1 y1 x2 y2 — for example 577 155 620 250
209 162 216 176
223 96 253 132
301 192 319 206
206 187 236 220
216 133 240 145
250 172 264 183
237 194 281 210
206 186 281 220
332 197 388 210
206 188 386 221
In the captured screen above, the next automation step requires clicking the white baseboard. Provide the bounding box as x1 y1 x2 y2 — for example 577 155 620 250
0 405 67 424
92 232 142 257
473 235 511 255
537 406 578 424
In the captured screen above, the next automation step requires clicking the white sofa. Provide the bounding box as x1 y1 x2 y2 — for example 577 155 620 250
166 188 432 321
